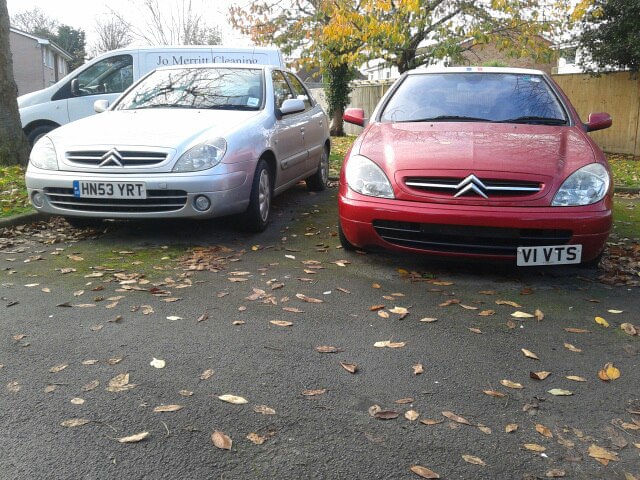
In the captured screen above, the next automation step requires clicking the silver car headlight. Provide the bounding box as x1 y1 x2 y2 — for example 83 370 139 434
29 136 59 170
345 154 394 199
173 138 227 172
552 163 610 206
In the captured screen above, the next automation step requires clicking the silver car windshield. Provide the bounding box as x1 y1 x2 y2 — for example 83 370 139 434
380 72 568 125
115 67 264 111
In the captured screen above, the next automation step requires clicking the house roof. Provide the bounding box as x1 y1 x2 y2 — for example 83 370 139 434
9 27 73 61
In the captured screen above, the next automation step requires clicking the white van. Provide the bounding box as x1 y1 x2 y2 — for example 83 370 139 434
18 45 285 145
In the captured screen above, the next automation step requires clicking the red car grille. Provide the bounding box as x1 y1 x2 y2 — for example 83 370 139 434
404 177 542 198
372 221 571 256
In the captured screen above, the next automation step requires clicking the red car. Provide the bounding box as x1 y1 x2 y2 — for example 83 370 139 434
339 67 612 266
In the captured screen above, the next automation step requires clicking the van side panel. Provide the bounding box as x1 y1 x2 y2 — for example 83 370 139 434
139 49 214 76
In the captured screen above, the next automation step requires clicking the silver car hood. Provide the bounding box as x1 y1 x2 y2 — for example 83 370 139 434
48 108 260 149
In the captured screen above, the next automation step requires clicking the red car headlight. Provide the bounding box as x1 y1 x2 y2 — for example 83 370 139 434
345 155 394 199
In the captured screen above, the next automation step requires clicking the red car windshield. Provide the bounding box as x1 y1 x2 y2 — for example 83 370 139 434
380 72 568 125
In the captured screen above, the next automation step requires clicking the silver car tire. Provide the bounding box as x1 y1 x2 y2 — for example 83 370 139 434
306 146 329 192
241 159 271 233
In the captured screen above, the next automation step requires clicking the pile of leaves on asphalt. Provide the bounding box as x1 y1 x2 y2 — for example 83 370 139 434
0 216 103 249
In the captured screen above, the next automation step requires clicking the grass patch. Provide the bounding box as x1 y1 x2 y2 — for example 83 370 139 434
329 135 357 177
608 153 640 188
0 165 31 218
612 197 640 240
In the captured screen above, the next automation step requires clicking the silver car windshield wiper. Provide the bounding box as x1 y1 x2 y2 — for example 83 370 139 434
496 116 567 125
409 115 492 123
129 104 191 110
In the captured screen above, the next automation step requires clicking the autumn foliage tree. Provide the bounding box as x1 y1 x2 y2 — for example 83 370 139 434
230 0 575 136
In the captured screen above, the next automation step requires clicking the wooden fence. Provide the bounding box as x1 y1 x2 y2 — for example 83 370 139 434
312 72 640 155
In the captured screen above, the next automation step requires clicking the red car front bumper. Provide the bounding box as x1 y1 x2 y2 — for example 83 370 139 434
338 188 612 263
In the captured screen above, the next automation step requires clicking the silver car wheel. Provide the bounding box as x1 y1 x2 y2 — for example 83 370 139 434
319 149 329 185
258 169 270 222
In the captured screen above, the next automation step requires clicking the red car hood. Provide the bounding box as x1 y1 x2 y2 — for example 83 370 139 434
357 122 596 177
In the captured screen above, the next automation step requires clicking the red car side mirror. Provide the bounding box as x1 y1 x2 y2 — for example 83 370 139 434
343 108 365 127
586 112 612 132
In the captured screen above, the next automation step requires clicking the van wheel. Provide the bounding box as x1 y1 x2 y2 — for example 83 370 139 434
27 125 56 146
306 147 329 192
240 159 271 232
65 217 103 229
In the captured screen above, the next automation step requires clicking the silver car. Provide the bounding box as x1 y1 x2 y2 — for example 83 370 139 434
25 64 330 231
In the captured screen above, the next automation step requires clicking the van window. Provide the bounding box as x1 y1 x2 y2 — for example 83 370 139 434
75 54 134 97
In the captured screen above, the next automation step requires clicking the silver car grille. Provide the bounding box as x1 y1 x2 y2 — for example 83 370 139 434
404 176 542 198
43 187 187 213
65 149 168 168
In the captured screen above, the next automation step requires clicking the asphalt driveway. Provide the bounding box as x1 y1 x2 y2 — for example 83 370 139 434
1 184 639 479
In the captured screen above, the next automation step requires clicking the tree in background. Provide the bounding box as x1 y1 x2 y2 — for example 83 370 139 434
0 0 29 166
230 0 574 136
576 0 640 74
230 0 359 136
11 7 86 70
55 25 86 70
92 16 133 56
110 0 222 46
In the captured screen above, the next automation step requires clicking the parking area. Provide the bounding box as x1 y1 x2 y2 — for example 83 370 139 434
1 184 639 479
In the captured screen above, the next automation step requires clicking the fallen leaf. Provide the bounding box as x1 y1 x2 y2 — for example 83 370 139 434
197 312 209 322
521 348 539 360
413 363 424 375
316 346 342 353
621 323 637 336
253 405 276 415
166 316 182 321
598 362 620 381
70 397 85 405
373 409 399 420
477 424 492 435
246 432 268 445
548 389 573 396
505 424 519 433
394 398 414 404
523 443 546 452
218 394 248 404
608 309 624 314
462 455 486 466
200 369 214 380
106 373 135 392
296 293 323 303
179 390 194 397
564 343 582 353
378 310 390 319
546 468 566 478
419 317 438 323
410 465 440 478
496 300 522 308
373 340 406 348
389 306 409 315
478 310 495 316
468 327 482 334
283 307 304 313
150 358 166 369
118 431 150 443
588 444 619 464
405 410 420 421
483 390 506 398
270 320 293 327
500 379 523 389
61 418 90 428
534 309 544 321
511 311 534 319
594 316 610 328
82 380 99 392
153 404 183 413
49 364 68 373
536 423 553 438
530 371 552 380
302 389 326 396
340 362 358 373
442 411 472 425
211 431 232 450
565 375 587 382
564 327 590 333
420 419 444 426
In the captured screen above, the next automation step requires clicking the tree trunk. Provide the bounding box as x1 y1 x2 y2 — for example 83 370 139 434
330 107 345 137
0 0 29 166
